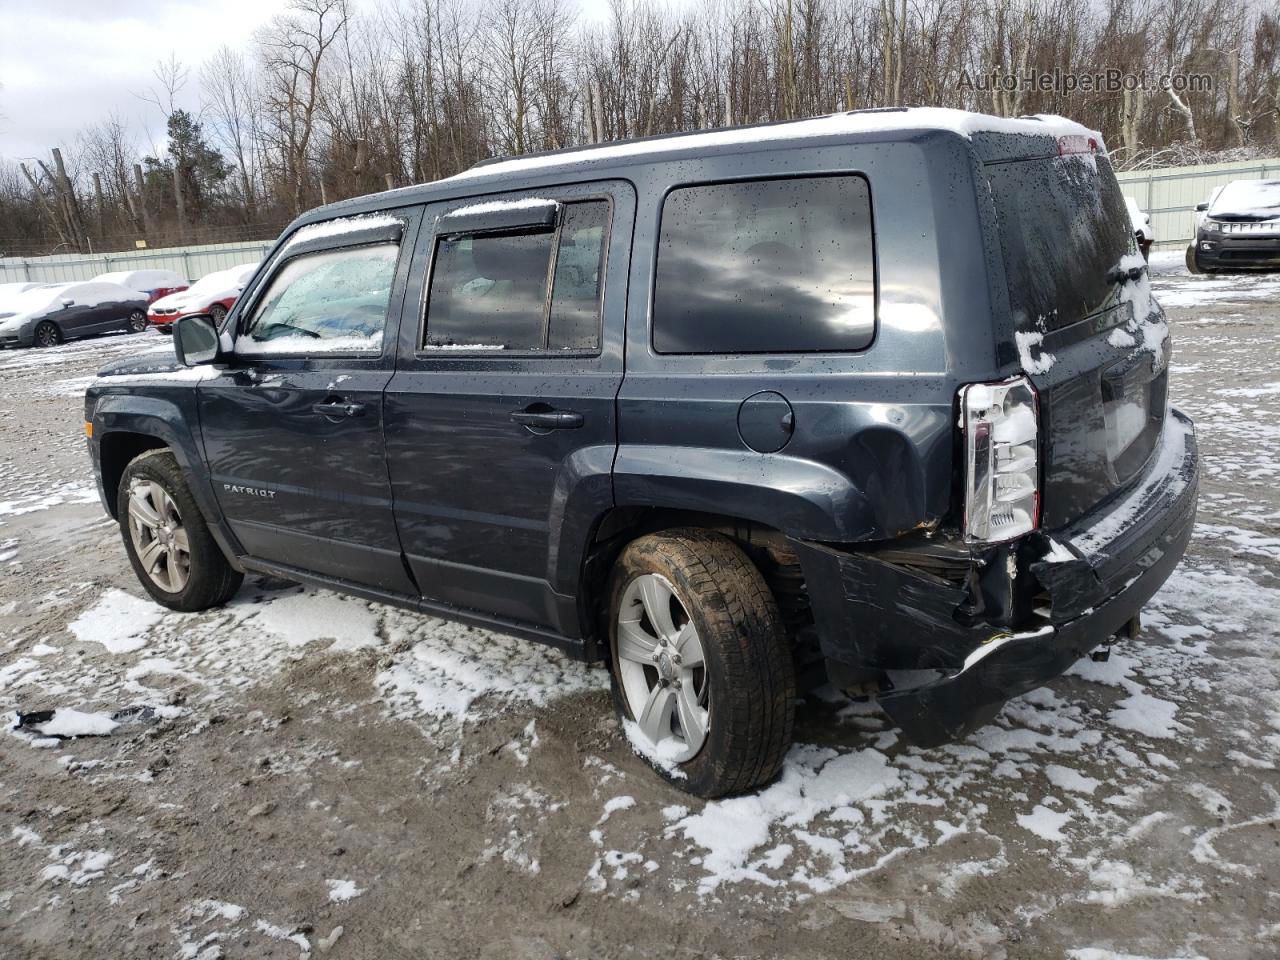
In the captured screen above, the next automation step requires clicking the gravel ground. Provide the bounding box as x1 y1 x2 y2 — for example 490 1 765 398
1 256 1278 960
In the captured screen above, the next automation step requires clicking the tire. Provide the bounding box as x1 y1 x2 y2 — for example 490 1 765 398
209 304 227 326
607 528 795 798
127 309 148 333
34 321 62 348
1185 244 1203 275
117 450 243 612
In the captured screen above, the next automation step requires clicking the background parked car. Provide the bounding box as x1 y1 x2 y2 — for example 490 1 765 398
92 268 188 304
0 281 149 348
1124 196 1154 261
1187 179 1280 273
0 281 51 302
148 262 258 333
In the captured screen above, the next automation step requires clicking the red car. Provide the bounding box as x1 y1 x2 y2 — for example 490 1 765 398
147 263 258 332
92 269 188 305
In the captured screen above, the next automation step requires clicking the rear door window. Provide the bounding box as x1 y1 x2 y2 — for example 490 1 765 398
652 175 876 354
424 199 610 353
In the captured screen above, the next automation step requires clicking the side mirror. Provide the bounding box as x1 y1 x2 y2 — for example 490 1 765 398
174 313 221 367
1195 202 1208 212
61 298 74 307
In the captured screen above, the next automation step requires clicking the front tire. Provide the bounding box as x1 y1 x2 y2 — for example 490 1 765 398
1186 244 1203 275
117 450 242 612
209 304 228 326
127 309 148 333
607 529 795 798
34 321 62 347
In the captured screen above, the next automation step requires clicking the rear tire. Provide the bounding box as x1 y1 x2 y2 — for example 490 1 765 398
127 309 148 333
607 528 795 798
117 450 242 612
34 321 62 347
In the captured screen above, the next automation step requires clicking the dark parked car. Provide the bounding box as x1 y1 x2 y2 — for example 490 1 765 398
0 281 150 348
84 109 1198 797
1187 178 1280 273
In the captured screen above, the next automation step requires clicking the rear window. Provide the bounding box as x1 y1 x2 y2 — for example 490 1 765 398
987 155 1132 332
652 176 876 354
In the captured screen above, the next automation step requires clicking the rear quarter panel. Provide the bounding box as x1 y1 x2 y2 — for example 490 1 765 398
614 132 1003 542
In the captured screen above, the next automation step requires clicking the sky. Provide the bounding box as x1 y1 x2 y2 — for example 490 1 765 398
0 0 632 167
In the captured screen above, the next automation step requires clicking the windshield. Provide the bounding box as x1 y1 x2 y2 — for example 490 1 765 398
1210 180 1280 217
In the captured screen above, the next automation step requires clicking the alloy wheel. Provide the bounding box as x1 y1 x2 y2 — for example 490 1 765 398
127 478 191 593
129 310 148 333
616 573 709 762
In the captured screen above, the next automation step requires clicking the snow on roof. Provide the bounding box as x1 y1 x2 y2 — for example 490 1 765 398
444 108 1100 183
91 268 186 290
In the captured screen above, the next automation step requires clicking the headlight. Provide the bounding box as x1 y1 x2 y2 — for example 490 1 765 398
960 376 1040 543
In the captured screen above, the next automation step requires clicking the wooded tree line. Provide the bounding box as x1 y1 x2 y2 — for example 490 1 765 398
3 0 1278 255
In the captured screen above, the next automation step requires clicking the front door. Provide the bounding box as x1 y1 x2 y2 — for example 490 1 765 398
384 182 634 634
198 208 421 595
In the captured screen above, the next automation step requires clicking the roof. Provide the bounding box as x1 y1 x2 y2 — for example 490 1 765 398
302 107 1100 224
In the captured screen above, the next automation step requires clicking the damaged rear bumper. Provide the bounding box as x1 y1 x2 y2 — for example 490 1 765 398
793 409 1199 747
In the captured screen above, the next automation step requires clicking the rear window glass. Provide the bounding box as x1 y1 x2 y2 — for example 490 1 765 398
652 176 876 354
425 199 609 352
987 155 1132 332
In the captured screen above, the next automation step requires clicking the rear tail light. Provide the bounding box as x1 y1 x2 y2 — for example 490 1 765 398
960 376 1040 543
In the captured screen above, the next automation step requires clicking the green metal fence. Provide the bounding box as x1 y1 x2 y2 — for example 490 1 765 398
1116 158 1279 250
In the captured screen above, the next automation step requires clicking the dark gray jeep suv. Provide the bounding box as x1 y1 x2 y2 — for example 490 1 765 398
85 108 1199 798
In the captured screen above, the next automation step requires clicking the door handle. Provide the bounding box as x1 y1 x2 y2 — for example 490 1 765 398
509 408 584 430
312 400 367 418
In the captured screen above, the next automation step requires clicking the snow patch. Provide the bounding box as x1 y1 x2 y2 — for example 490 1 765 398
68 590 163 653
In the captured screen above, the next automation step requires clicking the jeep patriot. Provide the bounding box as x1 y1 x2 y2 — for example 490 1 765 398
85 107 1199 798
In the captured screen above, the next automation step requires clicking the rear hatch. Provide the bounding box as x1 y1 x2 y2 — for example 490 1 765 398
976 135 1171 529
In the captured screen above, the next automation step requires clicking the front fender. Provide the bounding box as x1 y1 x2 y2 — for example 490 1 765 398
90 391 243 565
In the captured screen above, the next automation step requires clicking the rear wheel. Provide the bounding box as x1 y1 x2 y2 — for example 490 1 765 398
127 309 148 333
607 529 795 797
117 450 242 612
34 321 62 348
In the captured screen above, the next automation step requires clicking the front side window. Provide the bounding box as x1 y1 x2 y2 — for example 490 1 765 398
425 199 609 352
653 176 876 354
238 243 399 355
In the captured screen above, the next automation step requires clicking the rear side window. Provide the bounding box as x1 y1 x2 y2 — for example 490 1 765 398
425 200 610 352
238 243 399 355
653 176 876 354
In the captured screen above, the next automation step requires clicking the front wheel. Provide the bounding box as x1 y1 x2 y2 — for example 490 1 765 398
117 450 243 611
607 529 795 797
209 304 227 326
34 321 62 347
1185 244 1203 275
127 309 148 333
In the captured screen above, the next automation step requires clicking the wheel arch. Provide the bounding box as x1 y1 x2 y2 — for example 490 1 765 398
90 394 244 569
577 506 809 650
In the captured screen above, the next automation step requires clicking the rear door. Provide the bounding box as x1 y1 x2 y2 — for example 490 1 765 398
385 181 633 634
982 147 1170 528
198 208 421 595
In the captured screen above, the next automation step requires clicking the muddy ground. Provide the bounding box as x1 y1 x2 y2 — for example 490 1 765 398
1 256 1278 960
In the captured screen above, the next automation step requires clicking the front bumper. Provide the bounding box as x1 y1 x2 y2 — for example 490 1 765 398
1195 231 1280 270
793 409 1199 746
